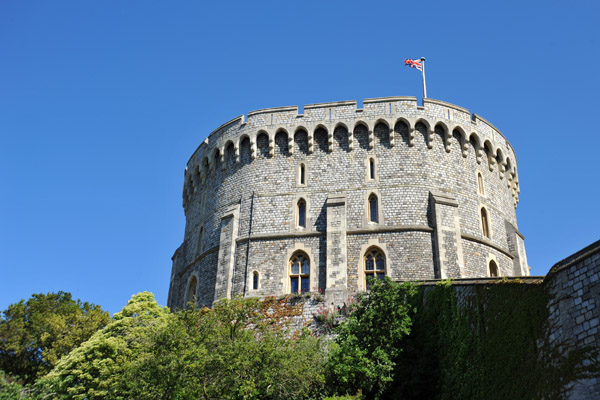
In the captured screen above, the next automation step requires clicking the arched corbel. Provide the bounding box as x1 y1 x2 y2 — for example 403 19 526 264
327 128 333 152
427 129 434 149
268 134 274 158
348 129 354 151
444 131 451 153
488 156 496 172
220 147 226 170
234 144 240 164
208 156 216 176
476 146 483 163
461 138 469 157
199 165 206 184
307 131 314 154
250 136 257 160
191 174 198 194
192 166 200 193
389 127 395 148
368 129 374 150
408 126 415 147
285 134 292 156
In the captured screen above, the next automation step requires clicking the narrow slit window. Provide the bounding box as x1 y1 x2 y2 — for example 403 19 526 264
252 271 259 290
197 227 204 255
478 172 484 195
481 208 490 238
300 164 305 185
369 194 378 223
369 158 375 180
297 199 306 228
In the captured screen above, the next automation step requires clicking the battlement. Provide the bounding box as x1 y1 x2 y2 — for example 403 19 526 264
184 97 520 209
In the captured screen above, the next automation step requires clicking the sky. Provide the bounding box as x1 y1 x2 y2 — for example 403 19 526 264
1 0 599 315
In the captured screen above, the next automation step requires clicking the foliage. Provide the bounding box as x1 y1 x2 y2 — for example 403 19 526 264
0 292 110 384
4 281 596 399
0 371 25 400
37 294 326 400
326 279 416 399
321 393 362 400
38 292 169 400
313 306 343 330
392 280 600 399
0 370 46 400
122 297 328 400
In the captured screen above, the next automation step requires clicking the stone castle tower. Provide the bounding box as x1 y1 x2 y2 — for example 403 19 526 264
167 97 529 309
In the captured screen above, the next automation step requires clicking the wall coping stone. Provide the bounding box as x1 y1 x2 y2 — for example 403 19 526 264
363 96 418 104
423 98 470 114
304 100 357 109
546 239 600 278
247 106 298 116
406 276 545 286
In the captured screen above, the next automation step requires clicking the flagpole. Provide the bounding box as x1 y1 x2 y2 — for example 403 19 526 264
420 57 427 99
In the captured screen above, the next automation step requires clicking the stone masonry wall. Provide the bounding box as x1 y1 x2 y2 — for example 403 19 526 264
544 239 600 399
169 97 527 309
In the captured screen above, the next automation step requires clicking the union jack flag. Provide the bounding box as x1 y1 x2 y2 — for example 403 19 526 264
404 58 423 71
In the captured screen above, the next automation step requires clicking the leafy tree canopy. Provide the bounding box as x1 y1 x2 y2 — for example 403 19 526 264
39 295 327 400
39 291 169 400
122 297 328 400
0 291 110 384
326 279 416 399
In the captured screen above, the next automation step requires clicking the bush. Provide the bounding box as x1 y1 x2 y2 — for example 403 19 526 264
326 279 416 399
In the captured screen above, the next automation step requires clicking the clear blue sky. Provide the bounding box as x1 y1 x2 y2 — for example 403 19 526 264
1 1 599 315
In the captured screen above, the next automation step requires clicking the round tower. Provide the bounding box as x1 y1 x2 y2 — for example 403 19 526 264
168 97 528 309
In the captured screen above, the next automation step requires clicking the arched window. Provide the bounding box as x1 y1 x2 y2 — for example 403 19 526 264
252 271 259 290
364 248 385 289
289 252 310 293
481 207 490 238
369 158 375 180
299 164 306 185
489 260 499 277
297 199 306 228
369 194 378 223
185 276 197 307
477 172 485 195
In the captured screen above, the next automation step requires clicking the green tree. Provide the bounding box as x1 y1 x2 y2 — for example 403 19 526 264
326 279 416 399
39 292 169 400
0 292 110 384
123 297 327 400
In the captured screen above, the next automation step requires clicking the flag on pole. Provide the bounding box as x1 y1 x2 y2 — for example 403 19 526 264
404 58 423 71
405 58 427 98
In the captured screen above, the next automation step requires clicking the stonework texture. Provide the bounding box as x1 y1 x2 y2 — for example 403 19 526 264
545 240 600 399
167 96 529 309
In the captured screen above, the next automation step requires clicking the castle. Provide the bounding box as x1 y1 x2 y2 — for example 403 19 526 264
167 97 530 309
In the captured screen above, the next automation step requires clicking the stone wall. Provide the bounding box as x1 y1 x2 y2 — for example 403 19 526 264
544 239 600 399
169 97 528 309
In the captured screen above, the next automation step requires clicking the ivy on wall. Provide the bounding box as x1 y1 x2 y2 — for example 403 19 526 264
389 279 599 400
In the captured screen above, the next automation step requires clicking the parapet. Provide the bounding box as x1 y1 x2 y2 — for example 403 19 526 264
183 97 521 209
